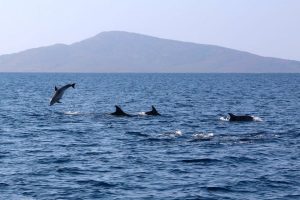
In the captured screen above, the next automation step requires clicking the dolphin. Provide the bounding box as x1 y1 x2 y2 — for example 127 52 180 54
145 106 160 116
111 105 131 116
50 83 75 106
228 113 254 121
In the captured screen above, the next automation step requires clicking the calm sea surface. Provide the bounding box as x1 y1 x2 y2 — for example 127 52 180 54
0 73 299 200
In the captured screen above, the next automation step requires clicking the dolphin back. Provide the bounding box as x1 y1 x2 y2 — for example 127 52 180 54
228 113 254 121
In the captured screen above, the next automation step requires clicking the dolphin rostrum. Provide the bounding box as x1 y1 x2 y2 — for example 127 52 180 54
145 106 160 116
50 83 75 106
228 113 254 121
111 105 131 116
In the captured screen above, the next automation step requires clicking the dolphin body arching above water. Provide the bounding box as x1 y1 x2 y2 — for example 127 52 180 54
228 113 254 121
50 83 75 106
111 106 131 116
145 106 160 116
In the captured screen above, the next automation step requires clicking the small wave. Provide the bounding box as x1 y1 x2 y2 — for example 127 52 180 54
37 157 71 164
57 167 84 175
0 183 9 187
225 156 257 163
64 111 80 115
192 133 214 141
206 186 232 192
163 130 183 137
181 158 220 164
6 195 35 200
52 158 72 164
76 180 116 188
125 131 148 137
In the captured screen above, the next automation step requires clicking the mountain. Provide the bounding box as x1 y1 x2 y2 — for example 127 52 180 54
0 31 299 72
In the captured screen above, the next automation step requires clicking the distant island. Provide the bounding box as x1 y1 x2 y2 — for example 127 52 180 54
0 31 299 73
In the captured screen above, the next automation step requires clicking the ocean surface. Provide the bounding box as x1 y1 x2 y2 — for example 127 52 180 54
0 73 299 200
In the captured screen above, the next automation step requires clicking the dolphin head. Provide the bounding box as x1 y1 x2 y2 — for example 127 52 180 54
50 99 55 106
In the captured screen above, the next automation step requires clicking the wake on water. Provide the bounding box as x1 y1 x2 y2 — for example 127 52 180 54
192 133 214 141
160 130 183 138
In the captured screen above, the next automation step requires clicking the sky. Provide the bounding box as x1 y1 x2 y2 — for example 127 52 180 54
0 0 299 61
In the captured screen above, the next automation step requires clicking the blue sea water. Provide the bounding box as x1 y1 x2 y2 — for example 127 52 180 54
0 73 299 200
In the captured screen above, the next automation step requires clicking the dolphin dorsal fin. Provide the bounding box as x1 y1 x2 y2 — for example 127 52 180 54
150 105 160 115
228 113 235 117
115 106 124 113
152 106 157 112
55 86 58 91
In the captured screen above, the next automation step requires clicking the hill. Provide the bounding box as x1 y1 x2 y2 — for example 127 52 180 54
0 31 299 72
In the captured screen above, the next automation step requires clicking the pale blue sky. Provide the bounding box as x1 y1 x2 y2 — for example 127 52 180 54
0 0 299 60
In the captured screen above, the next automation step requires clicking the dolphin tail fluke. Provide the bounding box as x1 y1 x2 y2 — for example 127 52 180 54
71 83 76 88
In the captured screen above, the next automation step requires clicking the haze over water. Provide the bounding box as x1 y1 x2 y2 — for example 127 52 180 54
0 73 299 199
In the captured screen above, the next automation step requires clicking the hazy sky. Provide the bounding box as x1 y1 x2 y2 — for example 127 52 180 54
0 0 299 60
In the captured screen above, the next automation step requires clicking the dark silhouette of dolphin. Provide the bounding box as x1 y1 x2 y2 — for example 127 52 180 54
50 83 75 106
111 106 131 116
228 113 254 121
145 106 160 116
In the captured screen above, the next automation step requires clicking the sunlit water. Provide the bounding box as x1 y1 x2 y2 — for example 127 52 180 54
0 73 299 199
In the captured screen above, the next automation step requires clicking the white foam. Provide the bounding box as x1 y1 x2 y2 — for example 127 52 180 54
192 132 214 140
138 112 147 116
175 130 183 136
64 111 80 115
253 116 263 122
162 130 183 138
220 116 229 121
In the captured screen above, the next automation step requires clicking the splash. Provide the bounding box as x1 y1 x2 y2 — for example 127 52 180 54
220 116 229 121
162 130 183 138
253 116 263 122
175 130 183 136
192 132 214 140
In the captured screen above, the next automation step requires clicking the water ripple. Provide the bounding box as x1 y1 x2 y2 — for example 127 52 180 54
0 73 299 199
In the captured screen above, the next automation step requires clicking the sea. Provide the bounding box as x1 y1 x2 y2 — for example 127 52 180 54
0 73 299 200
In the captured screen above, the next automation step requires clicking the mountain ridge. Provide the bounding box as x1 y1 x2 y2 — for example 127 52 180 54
0 31 299 72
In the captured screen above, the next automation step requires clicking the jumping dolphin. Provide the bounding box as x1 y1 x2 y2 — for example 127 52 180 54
111 106 131 116
228 113 254 121
50 83 75 106
145 106 160 116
